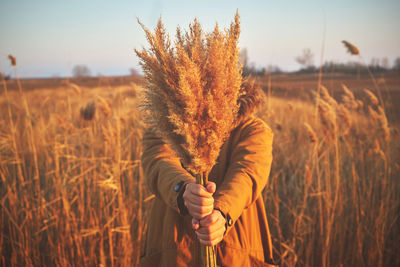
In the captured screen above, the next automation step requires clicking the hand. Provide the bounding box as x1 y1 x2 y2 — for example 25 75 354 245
183 182 216 220
193 209 226 246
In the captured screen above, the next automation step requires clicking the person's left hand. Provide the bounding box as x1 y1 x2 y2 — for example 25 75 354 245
192 209 226 246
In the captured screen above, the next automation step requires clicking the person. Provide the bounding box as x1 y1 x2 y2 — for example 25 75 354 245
139 90 277 266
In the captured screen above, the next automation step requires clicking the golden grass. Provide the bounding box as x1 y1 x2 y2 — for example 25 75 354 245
259 86 399 266
0 81 145 266
0 73 399 266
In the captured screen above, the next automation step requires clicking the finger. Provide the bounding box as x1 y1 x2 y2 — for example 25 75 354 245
185 203 213 219
185 201 213 215
199 210 224 226
187 206 214 219
199 213 218 226
182 183 195 197
196 228 224 241
184 194 214 207
205 182 216 194
196 226 225 241
187 184 213 197
211 235 224 246
197 215 226 235
191 212 211 221
196 228 225 247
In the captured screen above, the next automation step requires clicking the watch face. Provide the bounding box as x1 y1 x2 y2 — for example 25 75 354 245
174 184 180 192
174 181 184 192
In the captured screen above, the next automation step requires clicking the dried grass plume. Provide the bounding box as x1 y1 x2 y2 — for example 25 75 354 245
136 12 257 177
342 40 360 55
8 54 16 66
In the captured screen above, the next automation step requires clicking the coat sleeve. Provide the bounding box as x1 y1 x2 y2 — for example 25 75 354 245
213 118 273 234
141 130 196 213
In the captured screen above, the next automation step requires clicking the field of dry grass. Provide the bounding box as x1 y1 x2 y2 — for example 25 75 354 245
1 73 399 266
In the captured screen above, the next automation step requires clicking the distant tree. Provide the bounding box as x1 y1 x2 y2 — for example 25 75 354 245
393 57 400 70
381 57 389 69
239 48 248 69
72 64 91 78
266 65 282 74
322 61 364 75
369 58 380 68
129 67 139 76
295 48 315 69
239 48 250 76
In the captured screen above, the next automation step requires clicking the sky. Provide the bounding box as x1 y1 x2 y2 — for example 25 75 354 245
0 0 399 78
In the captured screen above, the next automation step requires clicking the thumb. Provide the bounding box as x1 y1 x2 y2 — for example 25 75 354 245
206 181 216 194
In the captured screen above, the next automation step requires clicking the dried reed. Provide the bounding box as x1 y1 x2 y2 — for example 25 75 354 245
136 13 242 179
368 105 390 141
319 85 338 108
364 89 379 106
318 99 337 136
337 104 351 135
341 84 359 110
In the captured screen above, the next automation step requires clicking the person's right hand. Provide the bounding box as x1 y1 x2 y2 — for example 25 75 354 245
183 182 216 220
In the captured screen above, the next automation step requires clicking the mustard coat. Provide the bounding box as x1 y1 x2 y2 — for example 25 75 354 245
140 116 276 266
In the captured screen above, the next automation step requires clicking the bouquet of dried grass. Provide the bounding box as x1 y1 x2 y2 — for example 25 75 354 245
136 11 245 267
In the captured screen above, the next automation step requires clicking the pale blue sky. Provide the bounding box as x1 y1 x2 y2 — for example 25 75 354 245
1 0 399 78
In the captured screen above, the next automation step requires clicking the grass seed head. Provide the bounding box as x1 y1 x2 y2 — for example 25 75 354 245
368 105 390 142
136 11 248 175
319 85 338 108
337 104 351 135
357 100 364 109
8 54 16 66
341 84 359 110
69 83 81 95
318 99 337 135
304 123 318 143
342 40 360 55
364 89 379 106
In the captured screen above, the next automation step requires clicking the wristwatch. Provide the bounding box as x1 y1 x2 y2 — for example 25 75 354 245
174 181 185 192
175 181 189 215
